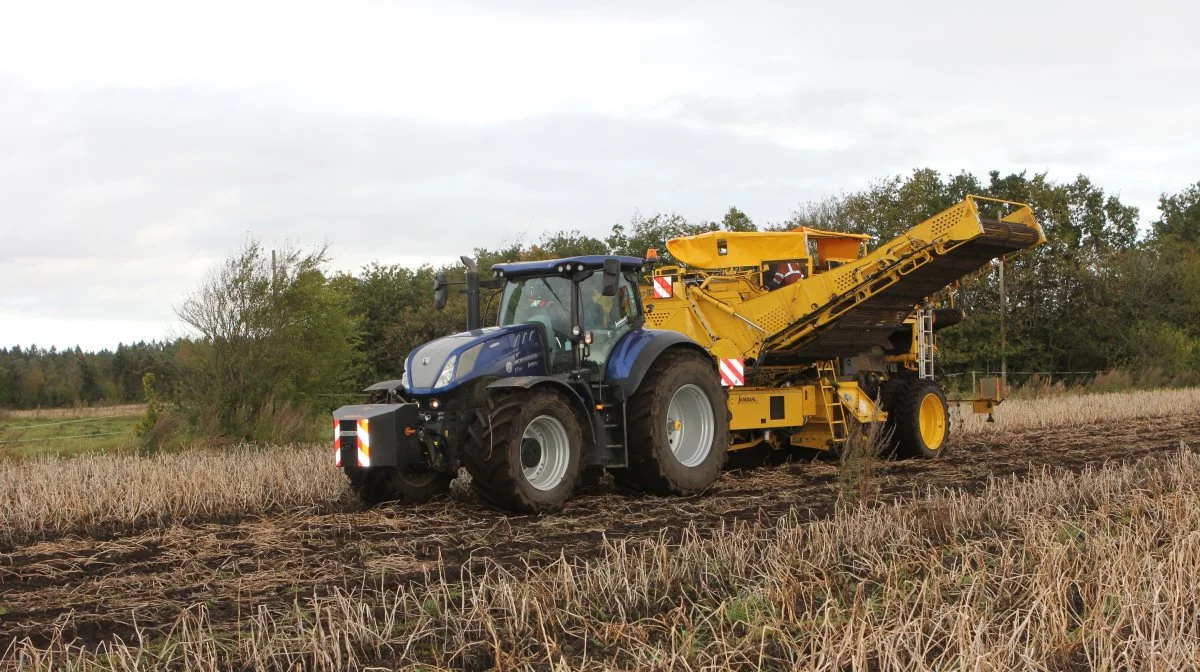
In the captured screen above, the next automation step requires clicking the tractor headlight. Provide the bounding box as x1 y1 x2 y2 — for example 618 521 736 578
435 354 458 388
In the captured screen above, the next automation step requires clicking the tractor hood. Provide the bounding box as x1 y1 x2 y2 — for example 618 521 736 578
403 324 548 394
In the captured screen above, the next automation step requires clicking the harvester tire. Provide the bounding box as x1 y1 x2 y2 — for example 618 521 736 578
345 466 451 506
465 388 583 514
616 349 728 495
888 380 949 459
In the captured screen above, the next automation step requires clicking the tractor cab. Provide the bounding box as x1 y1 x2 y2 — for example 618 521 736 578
491 256 646 379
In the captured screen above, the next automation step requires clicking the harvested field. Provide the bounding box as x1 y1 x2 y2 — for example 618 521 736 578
953 386 1200 434
2 389 1199 670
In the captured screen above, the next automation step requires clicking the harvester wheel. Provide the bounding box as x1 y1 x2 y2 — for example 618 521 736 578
616 349 728 495
888 380 949 459
465 389 583 514
345 466 451 506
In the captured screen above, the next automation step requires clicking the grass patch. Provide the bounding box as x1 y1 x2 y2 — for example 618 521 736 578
0 412 141 459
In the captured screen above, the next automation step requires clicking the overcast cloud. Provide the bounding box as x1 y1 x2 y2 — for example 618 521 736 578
1 0 1196 351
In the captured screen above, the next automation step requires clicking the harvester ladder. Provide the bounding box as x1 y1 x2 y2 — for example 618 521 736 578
916 308 935 380
816 361 848 445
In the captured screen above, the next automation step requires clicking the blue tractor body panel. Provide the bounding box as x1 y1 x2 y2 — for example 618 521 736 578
404 324 547 395
605 328 709 401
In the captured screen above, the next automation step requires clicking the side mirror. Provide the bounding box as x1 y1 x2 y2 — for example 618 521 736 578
433 271 448 310
602 258 620 297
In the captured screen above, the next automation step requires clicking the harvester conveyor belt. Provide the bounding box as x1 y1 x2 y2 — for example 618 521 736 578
760 199 1043 363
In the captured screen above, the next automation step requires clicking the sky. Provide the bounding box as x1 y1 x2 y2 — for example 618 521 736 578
1 0 1197 351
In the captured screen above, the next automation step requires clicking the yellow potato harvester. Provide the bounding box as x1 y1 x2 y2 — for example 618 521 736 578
644 195 1043 457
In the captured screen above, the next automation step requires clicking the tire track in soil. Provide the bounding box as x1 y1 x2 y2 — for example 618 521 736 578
2 412 1198 650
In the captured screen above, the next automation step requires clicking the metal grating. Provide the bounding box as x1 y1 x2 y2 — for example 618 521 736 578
928 204 964 238
834 271 856 292
758 306 791 333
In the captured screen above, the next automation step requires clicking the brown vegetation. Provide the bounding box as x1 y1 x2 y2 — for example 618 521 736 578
954 385 1200 434
2 389 1199 670
5 442 1199 670
1 404 146 420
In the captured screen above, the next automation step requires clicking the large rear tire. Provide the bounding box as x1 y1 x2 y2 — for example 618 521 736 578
615 350 728 495
465 389 583 513
887 379 949 459
345 466 452 506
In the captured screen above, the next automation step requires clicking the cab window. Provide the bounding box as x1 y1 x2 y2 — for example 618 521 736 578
579 272 641 370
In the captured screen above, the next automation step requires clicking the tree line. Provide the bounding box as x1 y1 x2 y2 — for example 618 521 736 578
0 342 176 410
5 169 1199 443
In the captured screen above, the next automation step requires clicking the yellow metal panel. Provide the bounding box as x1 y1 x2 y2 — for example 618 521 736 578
728 385 817 431
666 231 809 270
834 382 887 423
789 426 836 451
972 399 996 414
815 236 862 262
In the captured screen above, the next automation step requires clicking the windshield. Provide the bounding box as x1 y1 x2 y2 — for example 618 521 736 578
498 276 573 336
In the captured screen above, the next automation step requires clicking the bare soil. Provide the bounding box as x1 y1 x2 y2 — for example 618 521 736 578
2 412 1197 651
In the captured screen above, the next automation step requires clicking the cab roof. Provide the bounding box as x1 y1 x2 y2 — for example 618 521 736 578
491 255 645 278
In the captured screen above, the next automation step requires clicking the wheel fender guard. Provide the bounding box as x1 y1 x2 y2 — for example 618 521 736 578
606 330 712 402
485 376 602 452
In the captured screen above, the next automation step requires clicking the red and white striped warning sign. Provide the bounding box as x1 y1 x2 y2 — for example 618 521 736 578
718 358 744 387
334 420 342 467
652 275 673 299
333 418 372 467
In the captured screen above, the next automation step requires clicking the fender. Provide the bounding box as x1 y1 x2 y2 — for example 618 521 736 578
485 376 607 463
606 329 711 401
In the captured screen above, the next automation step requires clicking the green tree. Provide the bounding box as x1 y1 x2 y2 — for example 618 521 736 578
1151 181 1200 244
339 263 467 384
721 207 756 232
174 240 361 439
606 212 718 265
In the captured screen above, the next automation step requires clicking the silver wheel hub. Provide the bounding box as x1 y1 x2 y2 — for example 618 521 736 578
666 384 715 468
521 415 571 491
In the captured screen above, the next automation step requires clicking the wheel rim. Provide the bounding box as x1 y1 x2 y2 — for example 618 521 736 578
918 392 946 450
520 415 571 491
666 384 715 468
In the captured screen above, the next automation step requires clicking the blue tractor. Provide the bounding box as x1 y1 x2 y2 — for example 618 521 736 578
332 255 730 513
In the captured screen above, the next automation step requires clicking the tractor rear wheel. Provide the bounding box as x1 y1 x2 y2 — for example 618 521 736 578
465 388 583 513
616 350 728 495
345 466 452 506
887 379 949 459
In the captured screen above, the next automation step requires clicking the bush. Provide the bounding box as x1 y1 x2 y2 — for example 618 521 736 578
173 240 361 441
1127 321 1197 377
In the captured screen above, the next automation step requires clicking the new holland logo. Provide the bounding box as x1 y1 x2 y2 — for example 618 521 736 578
421 356 430 366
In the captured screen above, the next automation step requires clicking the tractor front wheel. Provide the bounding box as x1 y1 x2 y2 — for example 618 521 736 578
345 466 452 506
465 389 583 513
